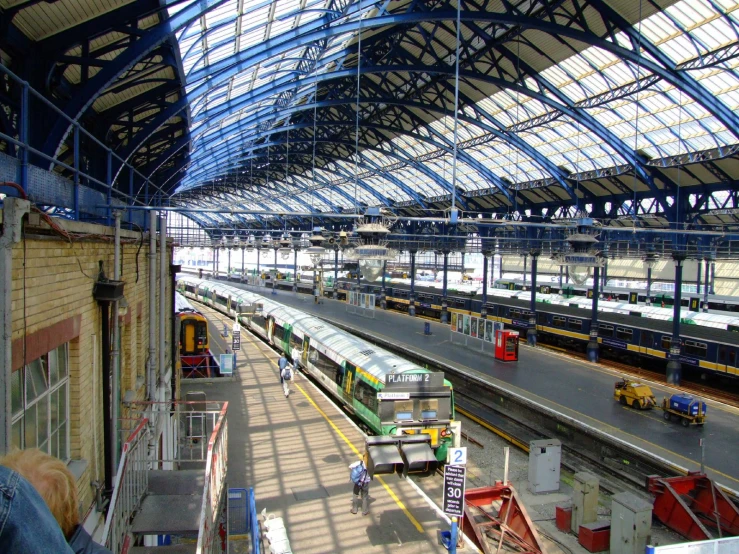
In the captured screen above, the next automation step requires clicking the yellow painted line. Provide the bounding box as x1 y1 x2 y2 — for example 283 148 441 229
456 407 529 452
294 382 424 533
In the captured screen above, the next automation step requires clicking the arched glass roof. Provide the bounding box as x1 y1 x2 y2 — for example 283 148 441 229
162 0 739 227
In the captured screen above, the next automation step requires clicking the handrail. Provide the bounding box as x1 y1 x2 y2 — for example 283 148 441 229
103 417 149 553
196 402 229 554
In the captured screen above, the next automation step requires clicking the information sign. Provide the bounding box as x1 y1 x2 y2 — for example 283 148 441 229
385 372 445 388
443 465 466 517
232 331 241 351
448 447 467 466
219 354 234 376
377 392 411 400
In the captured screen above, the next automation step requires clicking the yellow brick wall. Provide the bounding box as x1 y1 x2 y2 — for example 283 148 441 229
10 220 173 518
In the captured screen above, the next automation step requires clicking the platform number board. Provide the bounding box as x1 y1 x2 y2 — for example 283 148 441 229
443 465 466 518
448 447 467 466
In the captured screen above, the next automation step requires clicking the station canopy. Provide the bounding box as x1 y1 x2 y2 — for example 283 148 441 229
164 0 739 230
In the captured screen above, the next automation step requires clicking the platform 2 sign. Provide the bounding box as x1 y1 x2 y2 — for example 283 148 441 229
385 372 445 390
443 464 467 517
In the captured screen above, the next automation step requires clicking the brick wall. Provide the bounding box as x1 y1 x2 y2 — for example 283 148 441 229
10 218 173 518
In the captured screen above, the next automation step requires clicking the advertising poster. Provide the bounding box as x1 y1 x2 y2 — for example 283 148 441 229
369 295 375 309
349 291 354 305
471 317 478 338
485 320 493 342
456 315 463 333
463 315 471 335
451 312 458 330
363 294 369 309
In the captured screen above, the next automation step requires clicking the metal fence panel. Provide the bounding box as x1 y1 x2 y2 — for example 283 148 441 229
228 488 248 535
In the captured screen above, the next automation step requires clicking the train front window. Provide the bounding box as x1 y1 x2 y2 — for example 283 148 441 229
196 322 207 347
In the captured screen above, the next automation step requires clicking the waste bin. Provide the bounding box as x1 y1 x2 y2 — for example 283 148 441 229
424 322 431 335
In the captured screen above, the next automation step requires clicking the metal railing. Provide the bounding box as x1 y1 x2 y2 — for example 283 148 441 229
103 418 150 554
248 488 260 554
196 402 229 554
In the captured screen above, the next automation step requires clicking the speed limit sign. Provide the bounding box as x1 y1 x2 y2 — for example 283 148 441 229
443 465 467 517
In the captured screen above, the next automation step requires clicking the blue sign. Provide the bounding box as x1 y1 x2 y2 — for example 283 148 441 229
602 338 628 350
219 354 235 376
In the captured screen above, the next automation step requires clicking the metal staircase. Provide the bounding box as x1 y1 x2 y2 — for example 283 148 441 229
103 401 229 554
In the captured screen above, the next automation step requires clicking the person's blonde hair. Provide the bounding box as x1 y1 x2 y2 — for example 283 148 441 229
0 449 79 538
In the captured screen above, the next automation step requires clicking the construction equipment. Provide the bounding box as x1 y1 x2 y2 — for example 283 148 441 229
647 473 739 540
660 394 707 427
614 378 656 410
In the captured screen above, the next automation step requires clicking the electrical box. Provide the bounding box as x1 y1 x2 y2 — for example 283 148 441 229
572 472 599 533
610 492 652 554
528 439 561 494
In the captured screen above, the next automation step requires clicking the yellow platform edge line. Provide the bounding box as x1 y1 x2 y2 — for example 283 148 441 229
293 382 424 533
456 407 530 453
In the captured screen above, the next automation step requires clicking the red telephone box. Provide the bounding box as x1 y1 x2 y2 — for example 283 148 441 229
495 330 519 362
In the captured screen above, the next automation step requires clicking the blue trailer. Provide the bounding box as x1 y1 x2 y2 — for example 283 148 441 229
660 394 707 427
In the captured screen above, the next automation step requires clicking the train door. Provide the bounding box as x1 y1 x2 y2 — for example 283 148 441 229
717 344 737 374
183 321 196 354
267 318 275 344
341 362 357 404
301 337 311 367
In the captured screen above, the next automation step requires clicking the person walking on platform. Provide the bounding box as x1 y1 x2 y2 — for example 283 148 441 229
349 460 371 516
278 354 288 384
281 362 293 397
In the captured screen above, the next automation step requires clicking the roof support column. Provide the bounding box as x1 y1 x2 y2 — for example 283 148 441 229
441 250 450 324
381 261 387 310
294 248 300 293
702 258 710 313
667 252 686 386
272 248 278 295
408 251 417 317
527 250 539 347
481 252 490 320
646 266 653 306
587 265 600 363
333 247 339 299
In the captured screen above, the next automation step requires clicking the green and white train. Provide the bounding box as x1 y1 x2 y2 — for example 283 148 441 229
177 276 459 465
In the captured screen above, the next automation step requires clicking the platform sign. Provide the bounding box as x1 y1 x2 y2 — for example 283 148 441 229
448 447 467 466
586 289 594 299
377 392 411 400
443 465 466 517
689 297 700 312
629 292 638 305
219 354 235 376
232 330 241 351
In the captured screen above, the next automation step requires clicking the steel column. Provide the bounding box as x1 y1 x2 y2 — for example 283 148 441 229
19 84 29 194
522 255 527 284
257 248 261 274
294 249 299 292
381 261 387 309
587 265 600 363
111 211 121 477
702 259 710 312
441 251 449 324
696 260 702 296
408 251 417 317
212 247 216 277
646 267 653 306
602 260 608 289
272 249 278 295
227 249 231 277
667 254 686 385
333 248 339 299
710 262 716 294
0 198 30 455
159 213 167 399
241 247 245 280
559 266 563 289
147 211 157 402
73 126 80 220
481 254 489 319
106 152 112 227
527 254 538 347
128 168 134 226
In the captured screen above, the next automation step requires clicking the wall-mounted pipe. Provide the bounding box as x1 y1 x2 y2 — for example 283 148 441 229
159 213 167 398
147 211 157 402
0 198 30 455
111 211 121 482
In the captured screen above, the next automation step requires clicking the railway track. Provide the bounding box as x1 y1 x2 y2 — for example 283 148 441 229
538 342 739 408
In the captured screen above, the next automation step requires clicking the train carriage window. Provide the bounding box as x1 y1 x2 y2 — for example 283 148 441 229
308 346 341 382
599 324 614 338
661 336 672 350
684 340 707 358
568 319 583 331
273 324 285 342
616 327 633 341
537 312 548 325
353 380 377 411
552 316 566 328
252 315 267 331
290 333 303 352
730 350 736 365
216 294 228 306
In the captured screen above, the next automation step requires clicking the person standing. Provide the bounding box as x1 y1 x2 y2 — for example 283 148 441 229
349 460 371 516
278 353 288 384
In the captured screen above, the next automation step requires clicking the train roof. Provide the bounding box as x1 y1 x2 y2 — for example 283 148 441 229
493 296 737 345
175 292 199 314
177 276 428 383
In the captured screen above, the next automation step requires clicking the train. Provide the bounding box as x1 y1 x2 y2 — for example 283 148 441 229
176 276 459 464
175 292 217 377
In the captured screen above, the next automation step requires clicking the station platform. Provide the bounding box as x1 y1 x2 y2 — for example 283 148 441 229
184 304 453 553
223 283 739 490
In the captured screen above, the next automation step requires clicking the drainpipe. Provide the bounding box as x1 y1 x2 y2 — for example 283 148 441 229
159 214 167 401
147 211 157 402
111 211 121 478
0 197 30 455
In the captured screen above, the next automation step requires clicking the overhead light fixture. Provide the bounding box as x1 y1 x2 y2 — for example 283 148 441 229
306 228 327 266
344 217 397 282
550 218 603 286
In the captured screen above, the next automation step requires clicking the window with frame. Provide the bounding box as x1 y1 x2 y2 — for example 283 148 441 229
616 327 633 341
11 343 70 461
568 319 583 331
684 340 707 358
661 336 672 350
552 316 566 328
354 379 377 411
599 324 614 338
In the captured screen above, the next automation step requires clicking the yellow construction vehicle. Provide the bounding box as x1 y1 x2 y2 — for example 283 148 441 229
613 378 657 410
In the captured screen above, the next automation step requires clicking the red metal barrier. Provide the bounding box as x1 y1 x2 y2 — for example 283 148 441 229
647 473 739 541
462 483 544 554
